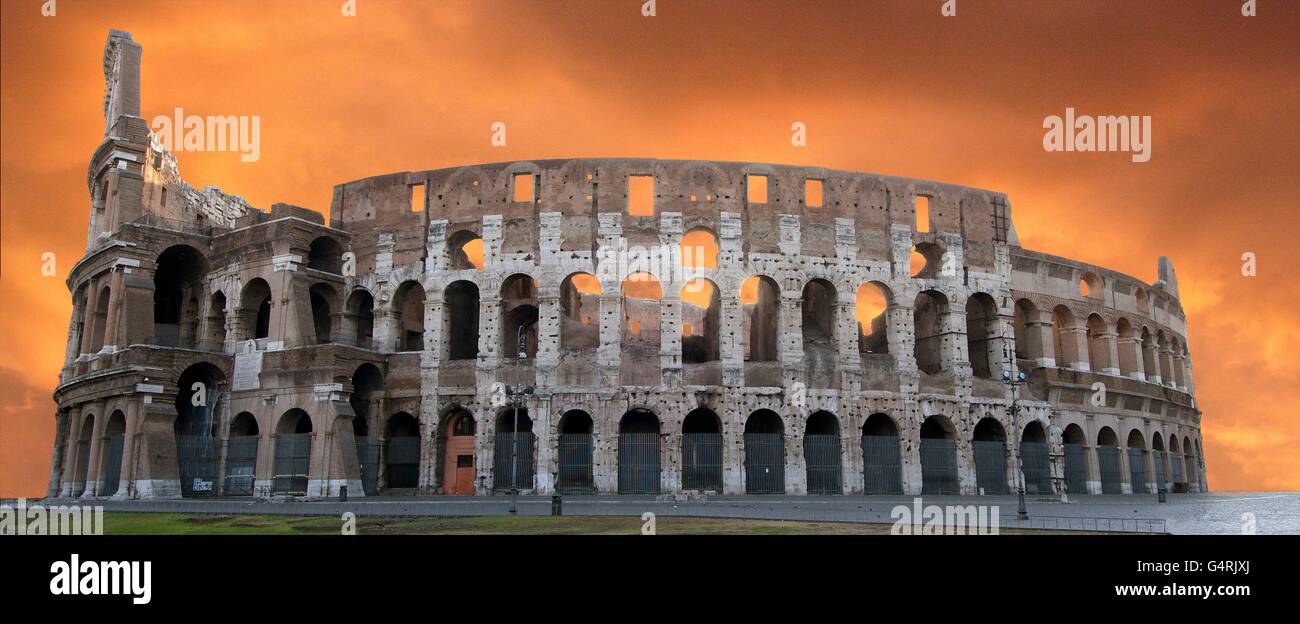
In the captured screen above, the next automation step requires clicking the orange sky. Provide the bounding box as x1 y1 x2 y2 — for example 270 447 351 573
2 0 1297 495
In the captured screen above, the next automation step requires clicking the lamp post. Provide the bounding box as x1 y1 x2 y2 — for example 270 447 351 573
1002 347 1029 521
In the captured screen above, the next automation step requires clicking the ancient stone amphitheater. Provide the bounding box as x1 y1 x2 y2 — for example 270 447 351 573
49 31 1205 501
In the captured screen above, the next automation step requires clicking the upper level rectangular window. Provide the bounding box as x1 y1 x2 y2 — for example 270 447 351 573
513 173 535 203
805 179 823 208
410 183 426 212
747 174 768 204
915 195 930 232
628 175 654 216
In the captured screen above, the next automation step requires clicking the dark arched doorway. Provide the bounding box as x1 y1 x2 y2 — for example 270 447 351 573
556 410 594 494
681 408 723 492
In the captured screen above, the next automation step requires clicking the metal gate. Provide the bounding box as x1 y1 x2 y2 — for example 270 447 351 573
557 433 594 494
100 435 124 497
1170 451 1184 487
618 432 660 494
355 436 380 495
973 440 1008 495
493 432 536 491
273 432 311 495
176 435 219 497
804 434 842 495
1097 446 1123 494
223 436 258 496
1064 443 1089 494
1128 448 1148 494
386 436 420 489
1152 450 1166 488
1020 441 1052 494
744 433 785 494
861 435 903 494
681 432 722 492
920 438 959 495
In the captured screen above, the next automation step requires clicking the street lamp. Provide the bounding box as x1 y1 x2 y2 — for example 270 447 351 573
503 382 534 514
1002 363 1030 521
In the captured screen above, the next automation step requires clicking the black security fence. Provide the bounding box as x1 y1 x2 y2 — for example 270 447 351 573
1097 446 1124 494
223 436 258 496
386 436 421 489
273 433 311 495
804 434 842 495
681 432 723 492
100 434 124 497
557 433 595 494
1064 443 1089 495
493 432 536 491
972 440 1009 495
1128 448 1148 494
618 432 660 494
1152 450 1167 487
355 436 380 495
744 433 785 494
176 435 219 497
1020 441 1052 494
861 435 903 494
919 438 959 495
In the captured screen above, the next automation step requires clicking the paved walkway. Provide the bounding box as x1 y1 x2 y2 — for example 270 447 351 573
23 491 1298 534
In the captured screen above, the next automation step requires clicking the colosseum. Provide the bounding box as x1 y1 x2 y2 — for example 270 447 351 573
47 31 1206 502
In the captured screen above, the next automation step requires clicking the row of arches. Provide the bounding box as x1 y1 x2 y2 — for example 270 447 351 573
1061 424 1204 495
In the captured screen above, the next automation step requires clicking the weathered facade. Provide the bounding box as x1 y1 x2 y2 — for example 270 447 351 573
48 31 1206 501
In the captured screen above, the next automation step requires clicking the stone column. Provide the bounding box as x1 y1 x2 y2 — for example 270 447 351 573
1099 331 1121 375
779 292 804 388
1143 338 1162 385
1028 316 1056 368
1064 324 1090 370
835 300 860 391
1118 334 1146 381
47 411 70 498
596 293 621 387
1159 346 1176 388
80 401 107 498
785 421 807 495
102 270 126 349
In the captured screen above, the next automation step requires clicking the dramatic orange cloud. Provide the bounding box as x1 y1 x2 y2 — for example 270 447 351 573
2 0 1297 495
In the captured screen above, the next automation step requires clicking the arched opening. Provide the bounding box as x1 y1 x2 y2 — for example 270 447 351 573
99 411 126 497
681 408 723 492
447 230 484 271
1013 299 1041 365
1116 318 1138 376
1169 434 1186 492
501 274 539 359
1052 305 1079 369
384 412 420 489
1086 314 1111 373
910 242 946 278
240 278 272 341
206 291 227 350
1096 427 1123 494
965 293 999 379
1061 424 1089 495
441 408 476 495
1151 433 1168 489
560 273 601 350
680 228 719 272
740 276 780 363
857 282 890 355
346 289 375 348
309 283 337 344
272 409 312 495
445 281 480 360
972 418 1009 495
175 362 225 497
1126 429 1149 494
681 279 720 364
618 409 661 494
90 285 111 351
393 281 426 352
802 280 838 388
1141 327 1158 381
919 415 958 494
861 414 902 494
1184 436 1198 491
74 413 95 496
556 410 595 494
494 408 535 491
804 411 842 494
153 245 209 348
1136 288 1150 312
913 290 949 375
350 363 384 495
224 412 259 496
1079 271 1103 300
307 236 344 274
744 409 785 494
1020 421 1051 494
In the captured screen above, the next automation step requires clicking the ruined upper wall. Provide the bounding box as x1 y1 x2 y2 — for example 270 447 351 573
330 158 1013 269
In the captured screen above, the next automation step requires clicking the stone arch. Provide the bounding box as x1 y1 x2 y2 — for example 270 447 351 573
1013 298 1042 364
618 409 661 495
1020 420 1051 494
392 281 426 352
1085 313 1112 373
206 290 227 349
741 275 781 364
501 274 539 359
307 236 344 274
239 278 272 341
972 417 1009 494
681 278 720 363
1126 428 1149 494
1052 305 1079 369
919 414 958 494
861 413 903 494
965 292 999 379
309 282 339 344
560 272 601 350
801 279 838 388
681 408 723 492
1061 423 1089 494
345 288 375 348
804 410 842 494
744 409 785 494
272 409 313 495
857 281 892 355
97 410 127 497
384 411 420 489
444 280 480 360
495 406 536 491
556 409 595 494
154 244 209 348
447 229 484 271
438 406 477 495
913 289 950 375
1080 270 1104 300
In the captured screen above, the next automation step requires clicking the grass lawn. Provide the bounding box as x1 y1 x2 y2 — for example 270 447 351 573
102 513 1078 535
